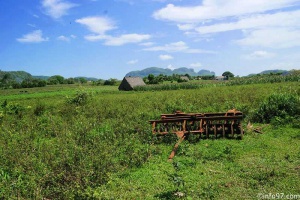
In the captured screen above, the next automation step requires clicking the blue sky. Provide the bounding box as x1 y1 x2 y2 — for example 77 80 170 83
1 0 300 79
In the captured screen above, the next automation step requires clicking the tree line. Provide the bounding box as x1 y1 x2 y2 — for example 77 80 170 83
141 71 235 84
0 73 90 89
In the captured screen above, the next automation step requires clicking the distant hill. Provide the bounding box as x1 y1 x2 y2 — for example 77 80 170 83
33 75 49 80
74 76 98 81
125 67 215 77
34 76 99 81
198 69 216 76
0 70 99 83
259 69 288 75
0 70 32 82
247 69 289 77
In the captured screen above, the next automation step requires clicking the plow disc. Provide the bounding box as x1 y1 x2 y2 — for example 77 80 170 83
149 109 243 160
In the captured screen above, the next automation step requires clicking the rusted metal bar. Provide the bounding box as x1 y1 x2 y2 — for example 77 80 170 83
168 135 186 161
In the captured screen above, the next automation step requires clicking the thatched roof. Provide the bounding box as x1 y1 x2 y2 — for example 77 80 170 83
118 76 146 91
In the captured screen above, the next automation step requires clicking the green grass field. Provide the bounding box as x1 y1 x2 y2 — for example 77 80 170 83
0 82 299 199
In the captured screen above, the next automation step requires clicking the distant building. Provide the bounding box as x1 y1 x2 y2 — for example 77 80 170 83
215 76 228 81
179 76 189 82
118 76 146 91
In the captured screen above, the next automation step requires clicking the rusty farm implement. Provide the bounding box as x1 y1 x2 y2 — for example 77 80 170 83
149 110 243 160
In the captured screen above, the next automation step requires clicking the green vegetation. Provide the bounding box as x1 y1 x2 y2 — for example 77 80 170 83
0 70 119 90
135 72 300 91
0 80 299 199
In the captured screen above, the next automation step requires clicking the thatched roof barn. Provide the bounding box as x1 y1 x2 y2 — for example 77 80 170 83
118 76 146 91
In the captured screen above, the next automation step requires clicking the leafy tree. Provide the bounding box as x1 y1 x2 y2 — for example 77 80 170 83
92 79 105 86
184 73 191 80
65 78 75 84
21 78 46 88
222 71 234 78
148 74 155 83
37 79 47 87
143 77 148 84
79 78 87 84
146 74 161 84
104 78 117 85
48 75 65 85
11 81 21 89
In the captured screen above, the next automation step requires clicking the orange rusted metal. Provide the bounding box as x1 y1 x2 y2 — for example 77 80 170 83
149 109 243 160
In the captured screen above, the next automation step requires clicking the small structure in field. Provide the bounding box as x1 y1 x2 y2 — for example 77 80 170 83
118 76 146 91
179 76 189 82
215 76 228 81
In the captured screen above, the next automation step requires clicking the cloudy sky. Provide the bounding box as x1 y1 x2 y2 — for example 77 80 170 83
1 0 300 79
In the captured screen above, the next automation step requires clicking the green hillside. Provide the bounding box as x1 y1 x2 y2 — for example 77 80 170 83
0 70 32 82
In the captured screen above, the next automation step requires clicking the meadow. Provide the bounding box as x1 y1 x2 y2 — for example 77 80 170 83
0 81 299 199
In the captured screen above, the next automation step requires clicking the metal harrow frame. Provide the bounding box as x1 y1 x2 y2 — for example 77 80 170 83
149 110 243 160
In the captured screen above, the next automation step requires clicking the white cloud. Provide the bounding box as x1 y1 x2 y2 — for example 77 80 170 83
153 0 299 23
57 35 76 42
17 30 49 43
76 16 151 45
195 10 300 48
127 59 139 64
243 51 275 59
190 62 202 68
177 24 196 31
159 54 173 60
144 41 215 54
76 16 116 35
57 35 70 41
27 23 36 28
103 34 151 46
42 0 77 19
144 41 186 52
154 1 300 49
196 10 300 34
85 34 150 45
167 64 176 70
236 28 300 48
140 42 154 46
84 34 107 41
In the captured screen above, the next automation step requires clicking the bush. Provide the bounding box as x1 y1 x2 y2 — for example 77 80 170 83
66 91 90 106
252 93 300 123
33 101 46 116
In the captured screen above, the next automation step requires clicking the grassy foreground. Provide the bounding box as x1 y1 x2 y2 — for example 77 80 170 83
0 82 299 199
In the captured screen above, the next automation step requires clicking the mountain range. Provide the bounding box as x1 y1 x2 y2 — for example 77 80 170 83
125 67 215 77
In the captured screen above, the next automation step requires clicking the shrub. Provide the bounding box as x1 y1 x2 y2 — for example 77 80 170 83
66 91 90 106
252 93 300 123
33 101 46 116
